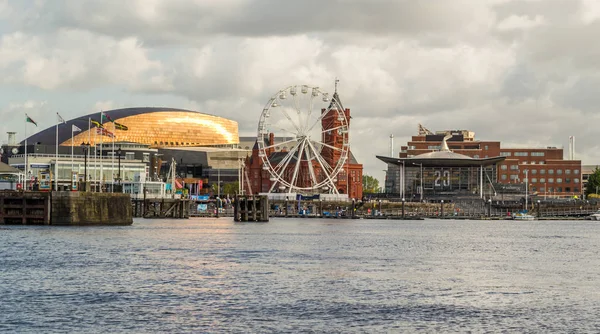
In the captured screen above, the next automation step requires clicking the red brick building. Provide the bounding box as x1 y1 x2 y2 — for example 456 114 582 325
245 91 363 199
396 125 582 197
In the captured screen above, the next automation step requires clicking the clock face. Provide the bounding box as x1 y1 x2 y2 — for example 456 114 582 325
11 148 18 154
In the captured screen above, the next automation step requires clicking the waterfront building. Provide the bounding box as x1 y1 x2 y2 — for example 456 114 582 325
387 125 582 198
244 89 364 199
1 107 247 193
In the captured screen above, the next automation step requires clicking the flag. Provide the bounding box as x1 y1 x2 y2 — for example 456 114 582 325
96 127 114 138
26 114 37 126
72 124 82 132
114 122 128 131
91 119 103 128
102 114 114 123
57 113 66 124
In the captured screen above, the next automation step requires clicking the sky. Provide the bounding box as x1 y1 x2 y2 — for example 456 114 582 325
1 0 600 184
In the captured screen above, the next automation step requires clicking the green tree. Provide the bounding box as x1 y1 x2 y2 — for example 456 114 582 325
222 181 239 195
362 174 380 193
585 167 600 196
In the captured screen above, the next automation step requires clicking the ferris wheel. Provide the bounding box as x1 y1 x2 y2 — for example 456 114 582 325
257 85 350 194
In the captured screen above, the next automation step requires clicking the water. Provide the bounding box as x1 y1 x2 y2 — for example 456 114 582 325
1 218 600 333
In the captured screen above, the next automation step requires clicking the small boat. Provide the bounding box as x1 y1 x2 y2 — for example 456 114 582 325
513 210 536 221
587 210 600 221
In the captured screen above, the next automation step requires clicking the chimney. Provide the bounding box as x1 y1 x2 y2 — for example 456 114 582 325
7 132 16 145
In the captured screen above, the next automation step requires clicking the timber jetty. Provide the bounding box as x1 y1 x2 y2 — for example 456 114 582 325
0 191 132 225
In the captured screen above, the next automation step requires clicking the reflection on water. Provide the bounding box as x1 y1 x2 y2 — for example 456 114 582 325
1 218 600 332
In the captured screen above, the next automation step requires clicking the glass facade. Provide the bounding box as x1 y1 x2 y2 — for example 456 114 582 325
65 111 239 148
386 165 498 198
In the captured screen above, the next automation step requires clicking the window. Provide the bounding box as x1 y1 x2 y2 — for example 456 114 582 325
557 170 563 175
510 165 519 170
575 178 580 183
530 161 536 164
484 145 489 150
539 161 545 165
125 152 135 160
523 169 529 174
500 152 511 157
566 187 571 192
557 178 562 183
532 170 537 175
549 178 554 183
510 175 519 180
428 145 441 150
575 170 580 175
575 188 580 192
514 152 528 156
540 170 546 175
142 153 150 162
501 165 507 170
473 155 480 159
531 152 545 157
501 175 507 180
532 187 537 191
540 178 546 183
557 187 563 192
566 178 571 183
566 169 571 175
532 178 537 183
548 170 554 175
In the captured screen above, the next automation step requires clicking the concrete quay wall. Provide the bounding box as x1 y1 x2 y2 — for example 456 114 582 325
51 192 133 225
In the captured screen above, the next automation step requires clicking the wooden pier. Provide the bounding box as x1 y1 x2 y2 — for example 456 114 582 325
234 195 269 222
132 198 190 219
0 191 50 224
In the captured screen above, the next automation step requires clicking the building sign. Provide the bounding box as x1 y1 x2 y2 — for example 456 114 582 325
39 172 51 191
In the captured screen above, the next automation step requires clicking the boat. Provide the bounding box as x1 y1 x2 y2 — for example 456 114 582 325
587 209 600 220
513 210 536 221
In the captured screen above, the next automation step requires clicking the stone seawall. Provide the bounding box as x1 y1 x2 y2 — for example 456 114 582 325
51 192 133 225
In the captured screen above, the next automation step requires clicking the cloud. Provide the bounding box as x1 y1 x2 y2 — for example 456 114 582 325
2 0 600 185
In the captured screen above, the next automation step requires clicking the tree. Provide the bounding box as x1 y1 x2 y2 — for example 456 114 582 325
362 174 380 193
222 181 239 195
585 167 600 196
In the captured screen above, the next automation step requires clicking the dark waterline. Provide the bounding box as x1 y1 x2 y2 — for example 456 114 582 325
1 218 600 332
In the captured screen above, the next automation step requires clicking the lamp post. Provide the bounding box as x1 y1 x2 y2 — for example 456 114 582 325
488 199 492 217
80 142 90 191
537 200 541 218
117 146 122 184
401 197 405 219
440 199 444 218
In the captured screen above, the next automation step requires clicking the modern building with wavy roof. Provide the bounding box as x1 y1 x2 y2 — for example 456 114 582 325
26 107 239 148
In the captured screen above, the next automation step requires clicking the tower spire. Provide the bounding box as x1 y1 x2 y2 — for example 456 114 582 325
335 77 339 93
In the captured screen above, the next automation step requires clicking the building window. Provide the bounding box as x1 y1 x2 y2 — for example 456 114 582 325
501 175 507 180
484 145 489 150
500 152 511 157
510 165 519 170
540 178 546 183
549 178 554 183
575 178 580 183
566 169 571 175
557 178 562 183
473 155 480 159
575 170 580 175
575 188 580 192
540 170 546 175
514 152 528 156
548 170 554 175
532 187 537 191
532 178 537 183
501 165 507 170
532 170 537 175
557 170 563 175
566 187 571 192
539 161 545 165
510 175 518 180
531 152 545 157
142 153 150 162
566 178 571 183
557 187 563 192
523 169 528 174
125 152 134 160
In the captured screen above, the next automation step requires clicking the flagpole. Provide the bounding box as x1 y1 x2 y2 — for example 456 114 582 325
100 111 103 193
55 114 59 191
71 126 74 188
94 128 97 191
88 117 91 189
112 121 115 185
24 115 27 190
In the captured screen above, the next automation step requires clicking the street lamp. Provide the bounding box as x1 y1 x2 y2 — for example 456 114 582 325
117 146 122 184
80 142 90 190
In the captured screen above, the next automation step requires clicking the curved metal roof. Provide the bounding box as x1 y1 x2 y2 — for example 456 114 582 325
23 107 239 148
377 154 505 167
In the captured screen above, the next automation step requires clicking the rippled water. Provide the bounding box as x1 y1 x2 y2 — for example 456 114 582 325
1 218 600 332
